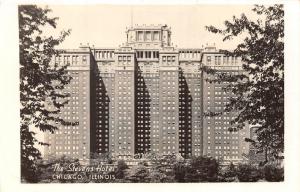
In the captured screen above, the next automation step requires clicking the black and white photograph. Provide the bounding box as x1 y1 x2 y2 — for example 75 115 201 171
0 0 300 191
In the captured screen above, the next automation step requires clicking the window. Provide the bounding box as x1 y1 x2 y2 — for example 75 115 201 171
215 56 221 65
153 31 159 40
224 56 229 64
138 31 143 41
153 51 159 58
72 55 76 64
82 55 87 64
167 56 171 62
207 56 211 64
145 51 150 58
145 31 151 41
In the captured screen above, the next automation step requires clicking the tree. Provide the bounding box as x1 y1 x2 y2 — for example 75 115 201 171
125 163 150 183
149 154 178 182
19 5 71 182
263 164 284 182
36 155 83 183
114 160 129 180
236 164 262 182
218 162 238 182
204 5 284 161
184 156 219 182
224 162 237 178
173 161 187 182
90 152 113 164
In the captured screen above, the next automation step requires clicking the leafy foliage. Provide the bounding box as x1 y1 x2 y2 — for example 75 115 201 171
36 155 83 183
204 5 284 160
218 162 238 182
19 5 71 182
125 163 150 183
148 154 178 182
114 160 129 180
30 155 283 183
263 164 284 182
90 152 113 164
236 164 262 182
173 161 187 182
184 156 219 182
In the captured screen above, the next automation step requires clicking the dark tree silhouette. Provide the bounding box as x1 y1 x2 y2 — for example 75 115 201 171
19 5 71 182
204 5 284 161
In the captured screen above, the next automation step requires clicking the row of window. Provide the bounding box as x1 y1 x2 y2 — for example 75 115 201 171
207 106 227 110
118 55 131 63
54 55 87 65
206 56 239 65
95 50 114 59
136 51 159 58
136 30 160 41
179 51 201 59
207 91 229 95
162 56 176 62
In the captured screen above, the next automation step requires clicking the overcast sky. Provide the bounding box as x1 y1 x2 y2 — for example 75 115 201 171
47 4 257 50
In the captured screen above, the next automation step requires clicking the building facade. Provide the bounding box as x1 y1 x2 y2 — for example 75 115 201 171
44 24 249 162
248 126 266 165
201 51 249 163
44 47 93 160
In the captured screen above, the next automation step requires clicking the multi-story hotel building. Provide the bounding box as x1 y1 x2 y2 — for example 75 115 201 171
201 50 249 162
44 47 93 160
44 24 249 162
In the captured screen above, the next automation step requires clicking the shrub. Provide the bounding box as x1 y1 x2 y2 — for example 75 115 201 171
36 155 83 183
184 156 219 182
237 164 262 182
115 160 129 179
263 165 284 182
218 162 237 182
174 161 186 182
124 164 150 182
